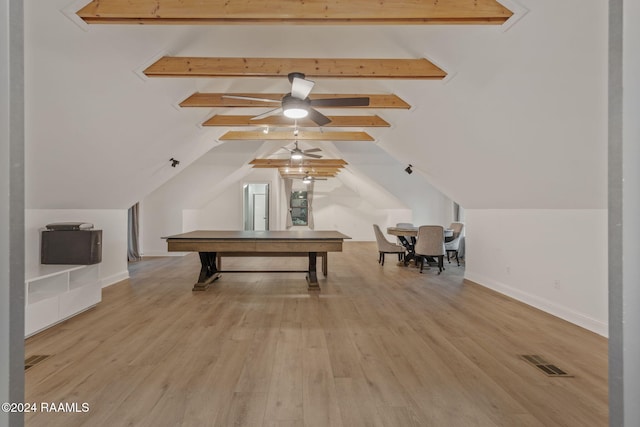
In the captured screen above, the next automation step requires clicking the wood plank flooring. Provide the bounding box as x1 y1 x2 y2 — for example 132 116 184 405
24 242 608 426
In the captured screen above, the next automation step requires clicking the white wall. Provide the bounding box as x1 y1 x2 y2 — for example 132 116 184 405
25 209 129 288
464 209 608 336
310 175 412 241
186 183 243 230
348 164 452 227
335 142 453 227
143 167 282 256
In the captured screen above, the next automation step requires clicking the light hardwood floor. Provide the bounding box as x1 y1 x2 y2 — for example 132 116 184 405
25 242 608 426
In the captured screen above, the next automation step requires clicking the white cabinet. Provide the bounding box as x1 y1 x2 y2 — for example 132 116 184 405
25 264 101 337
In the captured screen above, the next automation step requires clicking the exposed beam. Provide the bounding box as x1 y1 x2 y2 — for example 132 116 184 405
278 167 342 173
250 159 347 168
181 93 411 109
203 115 390 128
281 173 337 179
144 57 446 79
77 0 513 25
220 131 373 141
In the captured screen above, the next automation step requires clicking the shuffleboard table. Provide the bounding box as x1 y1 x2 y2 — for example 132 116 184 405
163 230 351 291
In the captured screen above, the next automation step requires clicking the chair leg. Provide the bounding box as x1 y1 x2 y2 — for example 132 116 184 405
398 253 403 261
378 252 382 264
381 253 385 266
447 251 451 263
419 256 425 273
438 255 443 274
455 251 460 266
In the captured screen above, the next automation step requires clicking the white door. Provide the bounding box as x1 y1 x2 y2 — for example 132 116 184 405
253 194 267 230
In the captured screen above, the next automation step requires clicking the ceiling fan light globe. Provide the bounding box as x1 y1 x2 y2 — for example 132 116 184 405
303 178 312 184
283 108 308 119
291 152 303 160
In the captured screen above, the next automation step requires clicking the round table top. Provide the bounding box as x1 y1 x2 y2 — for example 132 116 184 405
387 226 453 238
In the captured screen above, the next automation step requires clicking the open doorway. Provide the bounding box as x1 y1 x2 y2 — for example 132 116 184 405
243 183 269 231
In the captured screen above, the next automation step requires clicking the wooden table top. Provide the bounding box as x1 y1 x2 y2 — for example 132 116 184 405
387 226 453 237
163 230 352 241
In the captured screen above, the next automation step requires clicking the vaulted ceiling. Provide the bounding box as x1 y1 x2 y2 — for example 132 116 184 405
24 0 607 210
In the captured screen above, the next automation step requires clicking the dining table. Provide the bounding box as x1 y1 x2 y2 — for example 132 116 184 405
386 226 453 266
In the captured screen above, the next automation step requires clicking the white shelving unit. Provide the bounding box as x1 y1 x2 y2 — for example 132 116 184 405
25 264 101 337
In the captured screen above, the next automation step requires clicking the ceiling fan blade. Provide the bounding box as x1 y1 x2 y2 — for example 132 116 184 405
303 153 323 159
307 108 332 126
251 107 283 120
222 95 280 103
303 148 322 153
310 97 370 107
291 77 315 100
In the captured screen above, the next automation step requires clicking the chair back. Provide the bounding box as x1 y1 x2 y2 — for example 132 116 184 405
415 225 445 256
449 222 464 239
373 224 392 250
445 222 464 250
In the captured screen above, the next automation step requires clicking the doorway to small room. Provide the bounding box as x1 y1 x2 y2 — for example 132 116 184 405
243 183 270 231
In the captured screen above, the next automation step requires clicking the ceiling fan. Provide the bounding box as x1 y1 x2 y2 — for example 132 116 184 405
222 72 370 126
300 174 328 184
283 142 322 159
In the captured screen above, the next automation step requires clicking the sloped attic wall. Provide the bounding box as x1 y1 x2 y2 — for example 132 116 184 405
334 142 453 226
139 140 452 253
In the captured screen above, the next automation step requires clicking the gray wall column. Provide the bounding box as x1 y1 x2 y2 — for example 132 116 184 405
609 0 640 425
0 0 25 426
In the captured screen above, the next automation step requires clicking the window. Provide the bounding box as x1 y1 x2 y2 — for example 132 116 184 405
290 191 308 226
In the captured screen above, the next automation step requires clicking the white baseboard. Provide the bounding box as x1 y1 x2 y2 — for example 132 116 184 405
464 271 608 337
101 270 130 288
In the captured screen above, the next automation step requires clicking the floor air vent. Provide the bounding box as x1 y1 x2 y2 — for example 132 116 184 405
25 355 51 371
520 354 573 377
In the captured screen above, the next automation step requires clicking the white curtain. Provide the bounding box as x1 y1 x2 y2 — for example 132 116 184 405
284 178 293 228
307 182 315 229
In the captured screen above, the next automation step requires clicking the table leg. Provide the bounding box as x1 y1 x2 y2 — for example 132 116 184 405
398 236 416 266
322 252 328 276
306 251 320 291
194 252 221 291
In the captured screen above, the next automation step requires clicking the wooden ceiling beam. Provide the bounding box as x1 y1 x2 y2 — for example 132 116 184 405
77 0 513 25
220 131 373 141
203 115 390 128
181 93 411 109
144 57 445 79
278 167 342 173
281 173 337 178
250 159 347 168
